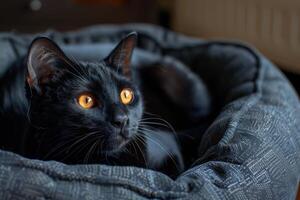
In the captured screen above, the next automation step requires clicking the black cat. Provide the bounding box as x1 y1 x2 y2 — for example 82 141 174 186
0 33 184 178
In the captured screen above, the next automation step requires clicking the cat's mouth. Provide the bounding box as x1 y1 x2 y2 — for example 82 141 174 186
98 126 137 155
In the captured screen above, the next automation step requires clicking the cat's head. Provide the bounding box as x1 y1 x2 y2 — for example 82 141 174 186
26 33 143 160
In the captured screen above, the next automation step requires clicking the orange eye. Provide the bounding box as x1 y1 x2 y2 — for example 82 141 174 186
78 94 95 109
120 88 134 105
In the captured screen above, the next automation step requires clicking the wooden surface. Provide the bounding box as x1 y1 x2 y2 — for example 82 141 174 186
173 0 300 74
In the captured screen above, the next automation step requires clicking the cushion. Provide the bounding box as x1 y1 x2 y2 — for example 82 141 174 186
0 24 299 200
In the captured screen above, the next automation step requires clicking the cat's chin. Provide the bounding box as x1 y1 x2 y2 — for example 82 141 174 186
100 138 130 156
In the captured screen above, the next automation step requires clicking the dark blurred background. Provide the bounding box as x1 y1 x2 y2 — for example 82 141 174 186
0 1 300 104
0 0 165 32
0 0 299 82
0 0 300 92
3 0 299 94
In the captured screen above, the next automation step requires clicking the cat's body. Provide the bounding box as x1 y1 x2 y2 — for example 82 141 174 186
0 34 184 178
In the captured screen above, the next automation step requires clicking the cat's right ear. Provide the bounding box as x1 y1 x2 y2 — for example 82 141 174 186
104 32 137 79
26 37 71 94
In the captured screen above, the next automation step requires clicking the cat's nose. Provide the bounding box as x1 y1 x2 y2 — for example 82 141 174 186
112 113 128 128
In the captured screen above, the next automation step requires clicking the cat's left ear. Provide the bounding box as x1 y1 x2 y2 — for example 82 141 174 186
104 32 137 79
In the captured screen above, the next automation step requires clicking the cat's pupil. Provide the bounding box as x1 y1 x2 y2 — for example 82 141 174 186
124 92 129 98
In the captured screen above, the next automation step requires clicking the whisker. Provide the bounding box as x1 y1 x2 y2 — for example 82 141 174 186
132 136 148 169
66 131 101 153
45 131 103 160
43 136 79 159
141 117 176 132
139 121 170 129
84 139 99 163
138 131 180 172
139 116 178 141
64 135 101 162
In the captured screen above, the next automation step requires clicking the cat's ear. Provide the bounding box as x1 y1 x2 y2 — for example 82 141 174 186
104 32 137 79
26 37 71 94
